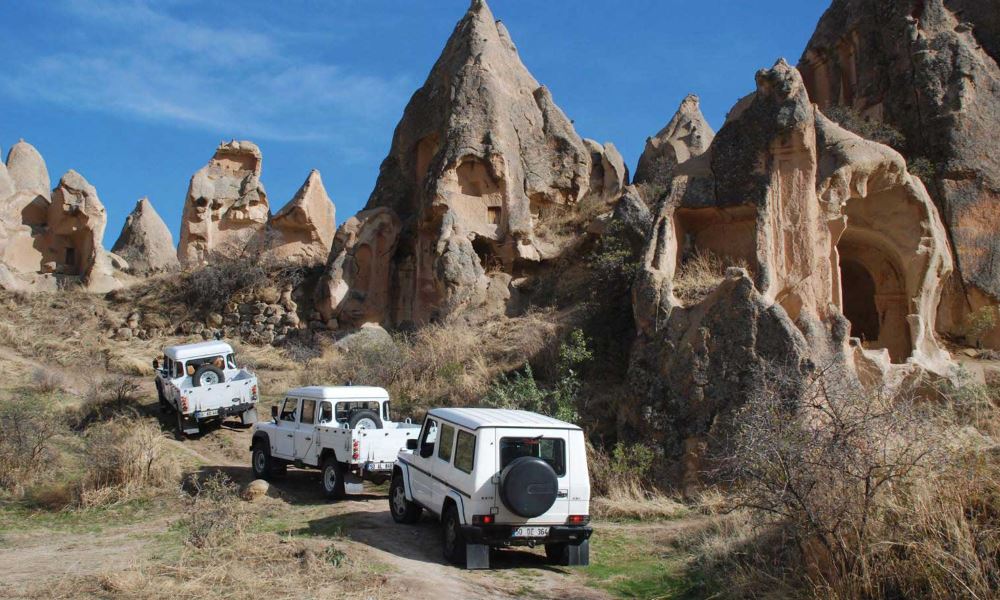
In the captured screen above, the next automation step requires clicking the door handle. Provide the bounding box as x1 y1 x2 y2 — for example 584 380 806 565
286 434 293 438
305 437 312 441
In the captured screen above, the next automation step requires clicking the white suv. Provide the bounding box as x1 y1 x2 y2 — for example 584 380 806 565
389 408 592 569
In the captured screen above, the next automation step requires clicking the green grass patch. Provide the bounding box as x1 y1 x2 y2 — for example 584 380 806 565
584 527 706 599
0 496 161 534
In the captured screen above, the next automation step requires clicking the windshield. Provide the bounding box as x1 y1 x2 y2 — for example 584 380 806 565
500 437 566 476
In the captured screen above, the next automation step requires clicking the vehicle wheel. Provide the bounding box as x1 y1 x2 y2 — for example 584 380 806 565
348 409 383 430
321 457 346 500
442 504 466 565
175 411 187 440
545 542 569 565
156 382 168 412
251 440 273 479
191 364 225 387
389 472 422 524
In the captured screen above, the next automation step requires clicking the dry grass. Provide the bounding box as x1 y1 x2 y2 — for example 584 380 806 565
673 249 749 305
77 417 180 507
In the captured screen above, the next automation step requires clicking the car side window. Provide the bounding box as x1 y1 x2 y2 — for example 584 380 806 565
174 361 184 378
226 353 237 369
319 402 334 424
454 430 476 473
437 424 455 462
419 419 438 458
279 398 298 422
300 399 316 424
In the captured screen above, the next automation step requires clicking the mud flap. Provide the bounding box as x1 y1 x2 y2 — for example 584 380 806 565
240 407 258 425
344 471 364 495
567 540 589 566
465 543 490 570
179 415 200 436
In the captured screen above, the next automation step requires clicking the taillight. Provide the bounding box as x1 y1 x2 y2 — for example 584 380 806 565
181 396 189 412
472 514 494 525
352 440 360 460
567 515 589 525
251 385 258 400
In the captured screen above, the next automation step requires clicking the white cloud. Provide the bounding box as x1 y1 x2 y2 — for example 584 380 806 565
0 0 411 147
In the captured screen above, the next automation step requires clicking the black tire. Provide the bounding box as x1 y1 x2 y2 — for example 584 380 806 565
191 364 225 387
545 542 569 565
442 504 466 565
321 456 346 500
348 409 383 430
175 410 192 440
156 381 167 412
499 456 558 518
251 439 285 479
389 472 422 524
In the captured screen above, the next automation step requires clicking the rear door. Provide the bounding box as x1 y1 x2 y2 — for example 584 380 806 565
493 428 571 525
294 399 318 463
273 397 299 459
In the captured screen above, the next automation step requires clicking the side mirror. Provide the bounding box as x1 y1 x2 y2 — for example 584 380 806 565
270 405 278 420
152 359 159 370
406 438 419 451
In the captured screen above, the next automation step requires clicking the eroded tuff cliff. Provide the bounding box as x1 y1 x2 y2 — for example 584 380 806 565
629 60 954 488
112 197 179 276
317 0 625 329
799 0 1000 347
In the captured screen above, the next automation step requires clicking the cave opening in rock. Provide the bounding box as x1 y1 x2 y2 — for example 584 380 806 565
837 236 911 363
472 236 501 273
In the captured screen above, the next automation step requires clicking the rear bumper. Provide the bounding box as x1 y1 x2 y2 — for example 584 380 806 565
193 401 255 420
460 524 593 546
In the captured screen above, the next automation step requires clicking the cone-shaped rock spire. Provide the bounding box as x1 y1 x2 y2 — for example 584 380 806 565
112 197 179 275
633 94 715 186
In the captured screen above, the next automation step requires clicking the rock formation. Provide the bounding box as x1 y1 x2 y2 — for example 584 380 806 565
112 197 180 275
633 94 715 187
318 0 623 327
629 60 954 487
178 140 269 267
799 0 1000 347
0 142 120 292
267 170 336 266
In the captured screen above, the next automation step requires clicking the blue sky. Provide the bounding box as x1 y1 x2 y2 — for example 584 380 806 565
0 0 830 248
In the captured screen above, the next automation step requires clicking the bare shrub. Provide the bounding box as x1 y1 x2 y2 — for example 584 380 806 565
589 441 686 520
78 417 179 506
0 395 62 493
75 378 143 427
673 249 749 305
712 361 1000 598
185 257 270 312
31 368 65 393
180 472 253 548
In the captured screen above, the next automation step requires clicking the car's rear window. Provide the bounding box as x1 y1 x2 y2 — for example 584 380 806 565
500 437 566 476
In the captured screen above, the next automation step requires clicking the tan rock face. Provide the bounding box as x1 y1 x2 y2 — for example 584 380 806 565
799 0 1000 347
267 170 336 266
319 0 610 327
633 94 715 187
178 140 269 267
630 59 954 487
0 143 120 292
46 170 120 292
6 140 51 202
112 197 179 275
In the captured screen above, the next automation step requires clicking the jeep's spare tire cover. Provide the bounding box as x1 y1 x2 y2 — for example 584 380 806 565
499 456 558 518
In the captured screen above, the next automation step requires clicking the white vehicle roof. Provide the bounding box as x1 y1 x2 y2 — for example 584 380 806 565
428 408 581 431
286 386 390 401
164 340 235 361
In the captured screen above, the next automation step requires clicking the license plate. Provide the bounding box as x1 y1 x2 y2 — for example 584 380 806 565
367 462 393 471
512 527 549 538
200 409 218 417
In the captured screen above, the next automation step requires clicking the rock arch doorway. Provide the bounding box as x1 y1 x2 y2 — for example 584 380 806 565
837 236 912 363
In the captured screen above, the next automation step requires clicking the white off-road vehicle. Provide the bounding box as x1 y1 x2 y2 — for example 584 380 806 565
389 408 592 569
250 386 421 498
153 340 259 436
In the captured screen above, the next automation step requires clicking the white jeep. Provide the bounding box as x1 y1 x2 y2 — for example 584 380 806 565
250 386 421 498
389 408 592 569
153 340 259 436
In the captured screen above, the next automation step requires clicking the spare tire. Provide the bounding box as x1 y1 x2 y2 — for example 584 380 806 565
348 409 383 430
192 364 225 387
499 456 558 518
